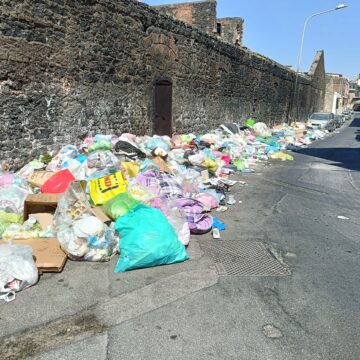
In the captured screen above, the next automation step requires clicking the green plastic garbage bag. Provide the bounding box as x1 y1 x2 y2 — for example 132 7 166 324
0 211 22 224
232 160 247 171
0 211 23 238
114 205 189 272
102 192 140 220
88 140 112 152
0 219 10 238
245 118 255 127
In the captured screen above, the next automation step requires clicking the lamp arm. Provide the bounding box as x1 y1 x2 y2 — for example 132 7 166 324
292 7 337 123
296 8 337 74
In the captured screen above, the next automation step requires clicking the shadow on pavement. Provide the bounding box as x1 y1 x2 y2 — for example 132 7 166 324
296 116 360 171
349 117 360 128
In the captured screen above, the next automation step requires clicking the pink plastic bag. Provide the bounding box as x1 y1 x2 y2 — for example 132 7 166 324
221 155 231 165
195 192 219 211
0 174 15 187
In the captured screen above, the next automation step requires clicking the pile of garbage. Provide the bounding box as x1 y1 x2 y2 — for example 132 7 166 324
0 121 329 302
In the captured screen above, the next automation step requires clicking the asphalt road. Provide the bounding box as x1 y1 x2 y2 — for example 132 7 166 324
1 115 359 360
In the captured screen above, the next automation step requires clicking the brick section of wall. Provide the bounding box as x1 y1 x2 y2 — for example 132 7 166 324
174 4 193 25
153 0 216 34
0 0 325 167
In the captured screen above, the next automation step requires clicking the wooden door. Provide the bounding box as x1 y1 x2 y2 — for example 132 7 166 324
154 81 172 136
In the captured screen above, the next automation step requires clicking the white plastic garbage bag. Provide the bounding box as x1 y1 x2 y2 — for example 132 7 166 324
253 122 271 137
0 244 38 302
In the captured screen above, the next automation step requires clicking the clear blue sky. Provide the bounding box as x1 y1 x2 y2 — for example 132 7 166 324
142 0 359 80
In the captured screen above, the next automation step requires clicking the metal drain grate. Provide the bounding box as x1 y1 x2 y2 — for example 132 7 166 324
201 240 290 276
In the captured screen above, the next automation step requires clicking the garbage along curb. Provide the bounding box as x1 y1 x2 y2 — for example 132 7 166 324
1 120 331 302
0 268 218 359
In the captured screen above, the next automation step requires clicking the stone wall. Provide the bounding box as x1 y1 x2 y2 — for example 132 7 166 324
0 0 325 167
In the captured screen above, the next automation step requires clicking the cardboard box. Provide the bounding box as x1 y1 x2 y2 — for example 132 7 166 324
0 238 67 273
27 171 54 188
23 193 62 221
295 129 307 137
31 213 54 231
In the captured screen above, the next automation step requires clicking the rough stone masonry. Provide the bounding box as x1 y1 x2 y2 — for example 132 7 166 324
0 0 325 167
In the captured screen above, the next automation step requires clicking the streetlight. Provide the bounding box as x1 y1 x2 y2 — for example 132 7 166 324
293 3 348 121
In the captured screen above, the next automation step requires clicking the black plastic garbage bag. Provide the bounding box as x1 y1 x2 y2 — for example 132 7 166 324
114 141 146 159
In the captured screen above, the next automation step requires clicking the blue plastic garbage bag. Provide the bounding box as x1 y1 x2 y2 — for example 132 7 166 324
212 217 227 231
265 144 280 154
114 205 189 272
145 138 171 152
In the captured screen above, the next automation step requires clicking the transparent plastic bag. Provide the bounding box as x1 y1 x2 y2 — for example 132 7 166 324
87 151 119 170
179 168 203 195
0 244 38 301
56 215 118 261
152 199 190 246
166 207 190 246
18 160 45 178
53 183 118 261
58 144 78 160
127 180 157 203
0 185 28 214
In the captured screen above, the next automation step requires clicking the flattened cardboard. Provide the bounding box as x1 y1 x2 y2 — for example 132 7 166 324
27 171 54 188
0 238 67 273
23 193 62 220
31 213 54 231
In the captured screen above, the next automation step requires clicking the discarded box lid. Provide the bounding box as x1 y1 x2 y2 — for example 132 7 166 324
23 193 62 221
0 238 67 273
27 171 54 188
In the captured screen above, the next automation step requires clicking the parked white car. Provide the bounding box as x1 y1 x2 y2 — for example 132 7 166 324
308 112 336 131
353 102 360 113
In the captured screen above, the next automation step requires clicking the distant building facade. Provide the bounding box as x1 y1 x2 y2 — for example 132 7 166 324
324 73 350 114
349 75 360 110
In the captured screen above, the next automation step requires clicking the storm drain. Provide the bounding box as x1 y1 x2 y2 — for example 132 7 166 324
201 240 290 276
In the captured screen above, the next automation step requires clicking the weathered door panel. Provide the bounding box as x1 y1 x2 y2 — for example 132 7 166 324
154 81 172 136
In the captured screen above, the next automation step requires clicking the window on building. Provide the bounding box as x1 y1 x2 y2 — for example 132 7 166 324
216 23 222 35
